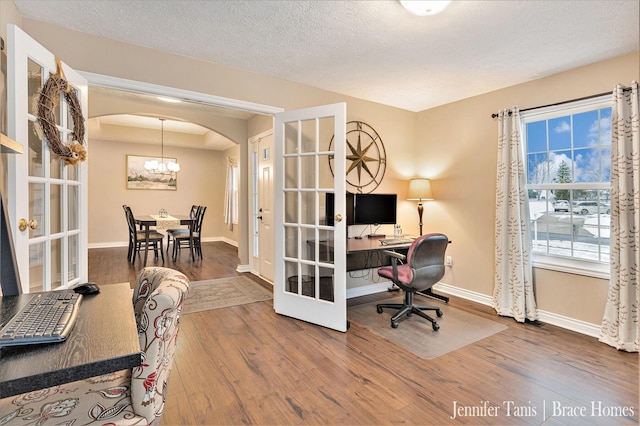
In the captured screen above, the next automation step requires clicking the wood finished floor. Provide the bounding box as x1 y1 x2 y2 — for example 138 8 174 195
89 242 639 425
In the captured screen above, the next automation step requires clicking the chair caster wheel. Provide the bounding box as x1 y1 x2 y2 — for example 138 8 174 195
376 306 383 314
436 309 443 317
391 321 399 329
432 323 440 331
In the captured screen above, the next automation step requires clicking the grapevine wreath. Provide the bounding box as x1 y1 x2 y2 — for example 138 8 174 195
36 58 86 165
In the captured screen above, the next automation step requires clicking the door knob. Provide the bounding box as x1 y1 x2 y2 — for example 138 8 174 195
334 214 343 222
18 218 38 232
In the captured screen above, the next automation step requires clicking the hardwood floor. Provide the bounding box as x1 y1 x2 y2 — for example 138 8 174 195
90 242 639 425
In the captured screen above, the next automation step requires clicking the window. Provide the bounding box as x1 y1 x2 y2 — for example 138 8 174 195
522 96 612 277
231 165 239 224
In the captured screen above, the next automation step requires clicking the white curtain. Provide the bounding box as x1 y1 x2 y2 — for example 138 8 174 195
600 82 639 352
223 155 238 231
493 108 538 322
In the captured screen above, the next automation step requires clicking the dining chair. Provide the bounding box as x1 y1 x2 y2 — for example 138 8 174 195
168 205 206 260
0 267 190 425
124 205 165 263
166 204 198 254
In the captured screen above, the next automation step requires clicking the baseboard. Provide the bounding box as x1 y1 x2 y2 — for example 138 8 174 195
346 282 392 299
536 310 601 338
347 281 600 338
89 236 237 250
236 264 251 273
89 241 128 249
431 282 494 306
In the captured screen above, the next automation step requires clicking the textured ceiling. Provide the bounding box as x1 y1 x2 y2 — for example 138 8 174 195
13 0 640 112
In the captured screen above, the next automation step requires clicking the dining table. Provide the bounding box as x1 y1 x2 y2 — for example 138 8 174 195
134 214 196 265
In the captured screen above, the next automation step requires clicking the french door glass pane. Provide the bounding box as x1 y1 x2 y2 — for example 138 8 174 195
28 120 44 177
50 143 62 179
51 237 62 289
51 184 62 234
29 183 44 239
27 59 41 116
68 234 79 281
29 242 44 293
68 164 79 181
68 185 78 230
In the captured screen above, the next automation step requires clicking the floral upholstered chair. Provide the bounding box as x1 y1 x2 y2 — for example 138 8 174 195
0 267 189 425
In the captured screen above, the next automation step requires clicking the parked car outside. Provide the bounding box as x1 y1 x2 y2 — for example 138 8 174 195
554 200 570 212
573 201 610 215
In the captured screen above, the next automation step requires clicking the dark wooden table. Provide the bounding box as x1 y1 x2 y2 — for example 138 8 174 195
0 282 141 398
135 214 195 265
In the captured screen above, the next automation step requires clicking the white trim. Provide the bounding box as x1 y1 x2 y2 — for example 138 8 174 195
346 282 392 299
79 71 285 116
88 236 237 249
533 255 610 279
537 309 601 337
88 241 128 249
521 95 611 121
236 264 251 273
349 280 601 338
431 282 494 306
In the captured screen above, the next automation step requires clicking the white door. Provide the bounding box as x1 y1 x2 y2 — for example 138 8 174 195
274 103 347 332
7 25 88 293
258 133 275 282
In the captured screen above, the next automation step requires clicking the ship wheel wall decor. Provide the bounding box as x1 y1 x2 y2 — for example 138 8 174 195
329 121 387 194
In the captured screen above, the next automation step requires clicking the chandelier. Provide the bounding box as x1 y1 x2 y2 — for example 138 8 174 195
144 118 180 175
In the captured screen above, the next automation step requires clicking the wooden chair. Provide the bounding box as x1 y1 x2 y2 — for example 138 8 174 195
168 205 206 260
124 205 165 263
166 204 198 254
0 267 190 425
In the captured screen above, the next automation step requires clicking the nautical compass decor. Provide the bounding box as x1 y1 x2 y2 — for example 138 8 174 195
329 121 387 194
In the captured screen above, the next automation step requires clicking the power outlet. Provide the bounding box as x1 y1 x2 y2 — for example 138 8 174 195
446 256 453 266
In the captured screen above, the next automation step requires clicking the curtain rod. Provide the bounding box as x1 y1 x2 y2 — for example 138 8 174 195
490 89 622 119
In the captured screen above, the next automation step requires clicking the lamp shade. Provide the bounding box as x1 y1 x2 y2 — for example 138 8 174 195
407 178 433 201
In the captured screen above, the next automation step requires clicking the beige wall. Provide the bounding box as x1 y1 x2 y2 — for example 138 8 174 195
19 18 417 267
415 52 640 325
5 5 639 327
89 137 227 246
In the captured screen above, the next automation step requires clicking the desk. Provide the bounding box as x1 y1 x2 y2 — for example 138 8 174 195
135 214 195 265
315 237 413 272
0 283 141 398
346 237 412 271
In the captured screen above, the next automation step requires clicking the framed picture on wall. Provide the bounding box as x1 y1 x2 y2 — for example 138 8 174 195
126 155 177 190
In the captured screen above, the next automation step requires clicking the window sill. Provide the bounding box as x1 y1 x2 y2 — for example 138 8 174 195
532 254 610 280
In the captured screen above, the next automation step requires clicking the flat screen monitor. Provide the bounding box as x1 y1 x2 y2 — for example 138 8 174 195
325 192 355 226
354 193 397 225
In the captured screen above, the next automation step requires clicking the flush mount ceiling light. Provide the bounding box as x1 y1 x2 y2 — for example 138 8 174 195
399 0 452 16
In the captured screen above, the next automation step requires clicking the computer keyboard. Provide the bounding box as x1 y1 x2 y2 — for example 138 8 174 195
380 237 415 246
0 291 82 348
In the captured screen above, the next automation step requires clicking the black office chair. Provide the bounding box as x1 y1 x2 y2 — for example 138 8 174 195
376 233 449 330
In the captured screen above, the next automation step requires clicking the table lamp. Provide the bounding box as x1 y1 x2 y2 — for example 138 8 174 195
407 178 433 235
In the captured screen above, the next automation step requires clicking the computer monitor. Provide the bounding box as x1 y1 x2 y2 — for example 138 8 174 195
354 193 397 225
325 192 355 226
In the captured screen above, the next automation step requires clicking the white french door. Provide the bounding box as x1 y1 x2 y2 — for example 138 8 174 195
273 103 347 332
7 25 88 293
